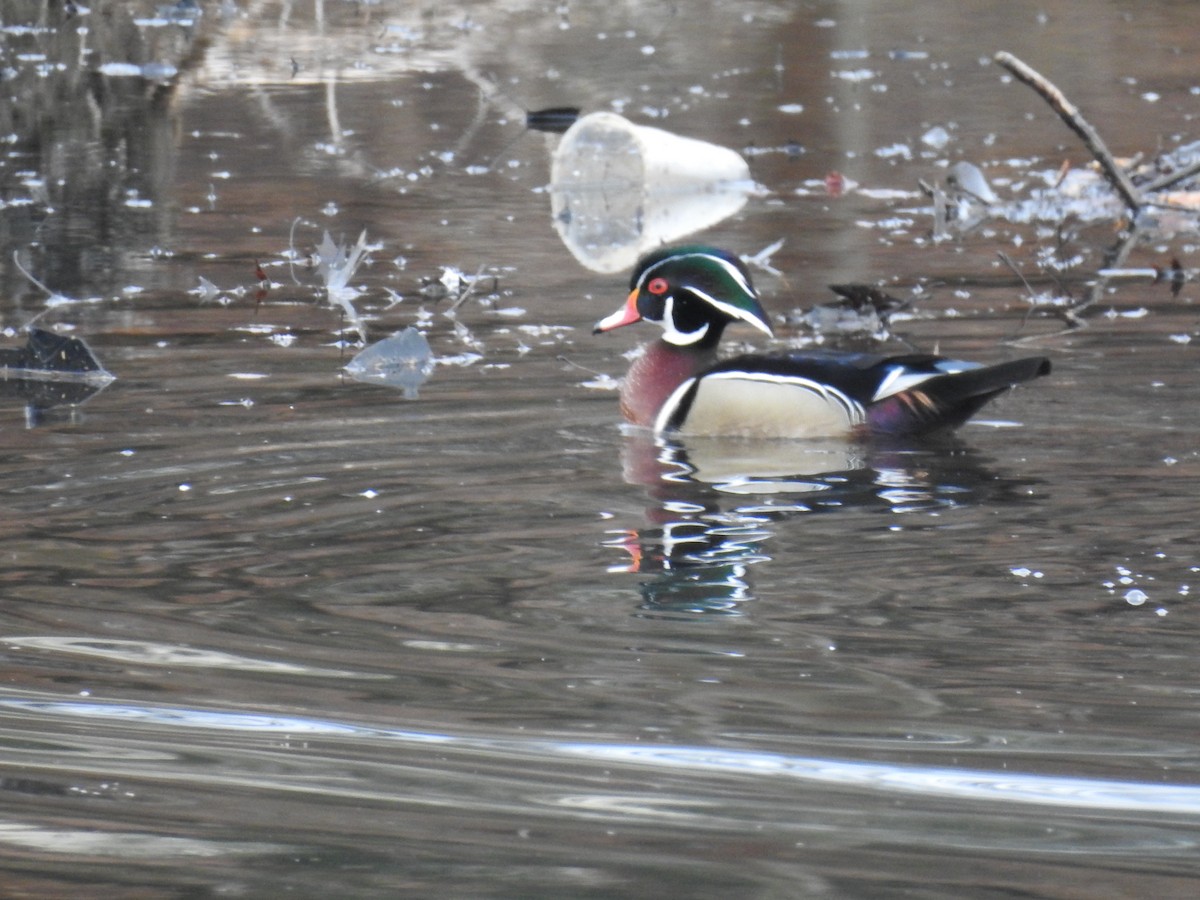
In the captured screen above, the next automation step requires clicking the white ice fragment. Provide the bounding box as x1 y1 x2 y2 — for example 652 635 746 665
139 62 177 81
833 69 876 82
855 187 919 200
345 328 434 398
437 352 483 367
1124 588 1148 606
403 640 478 652
98 62 143 77
580 374 620 390
921 126 951 149
743 238 785 276
947 161 999 203
317 229 373 302
874 143 912 160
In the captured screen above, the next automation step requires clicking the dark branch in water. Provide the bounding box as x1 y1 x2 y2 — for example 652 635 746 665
994 51 1144 213
1076 220 1144 314
1141 156 1200 194
997 251 1084 334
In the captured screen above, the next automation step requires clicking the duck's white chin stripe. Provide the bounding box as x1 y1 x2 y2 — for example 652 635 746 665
660 296 710 345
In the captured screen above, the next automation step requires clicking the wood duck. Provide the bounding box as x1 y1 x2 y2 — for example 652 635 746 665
594 245 1051 439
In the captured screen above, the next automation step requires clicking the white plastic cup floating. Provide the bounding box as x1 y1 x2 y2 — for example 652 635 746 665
550 112 754 273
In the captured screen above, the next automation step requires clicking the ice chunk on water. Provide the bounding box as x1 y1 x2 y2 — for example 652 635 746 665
344 327 433 399
1124 588 1149 606
921 126 951 149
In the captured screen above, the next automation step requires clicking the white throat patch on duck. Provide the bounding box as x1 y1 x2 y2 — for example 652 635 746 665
659 296 711 346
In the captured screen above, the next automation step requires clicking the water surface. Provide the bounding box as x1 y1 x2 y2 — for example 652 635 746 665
3 2 1200 897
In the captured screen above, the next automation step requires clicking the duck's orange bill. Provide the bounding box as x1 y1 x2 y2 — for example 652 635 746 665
593 288 642 333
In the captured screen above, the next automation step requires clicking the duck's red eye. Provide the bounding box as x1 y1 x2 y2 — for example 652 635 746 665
647 277 669 295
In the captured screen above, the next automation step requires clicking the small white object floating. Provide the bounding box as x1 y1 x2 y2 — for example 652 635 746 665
345 327 433 399
550 112 755 273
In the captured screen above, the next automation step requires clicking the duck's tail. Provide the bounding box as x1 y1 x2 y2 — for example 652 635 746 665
865 356 1051 437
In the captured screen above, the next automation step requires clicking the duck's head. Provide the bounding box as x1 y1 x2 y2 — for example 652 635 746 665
593 245 774 348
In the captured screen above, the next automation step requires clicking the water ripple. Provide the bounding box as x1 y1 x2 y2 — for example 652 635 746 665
3 636 387 679
4 695 1198 817
0 822 289 859
561 743 1200 815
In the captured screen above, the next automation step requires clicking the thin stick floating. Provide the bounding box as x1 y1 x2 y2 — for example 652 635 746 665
1142 156 1200 195
994 51 1144 213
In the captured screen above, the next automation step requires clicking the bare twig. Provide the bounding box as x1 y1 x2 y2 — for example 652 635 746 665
997 251 1083 333
996 251 1038 298
994 51 1143 213
1073 221 1143 314
446 265 490 312
1142 156 1200 194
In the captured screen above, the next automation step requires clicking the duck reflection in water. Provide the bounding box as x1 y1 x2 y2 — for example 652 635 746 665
606 430 1030 616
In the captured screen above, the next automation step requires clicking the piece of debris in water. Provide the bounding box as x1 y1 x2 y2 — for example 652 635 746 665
788 284 910 340
316 229 373 298
0 327 116 417
526 106 580 134
0 328 114 382
946 161 999 204
344 327 434 399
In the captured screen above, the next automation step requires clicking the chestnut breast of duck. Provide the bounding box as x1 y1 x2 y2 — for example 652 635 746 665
594 245 1051 439
618 338 718 429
